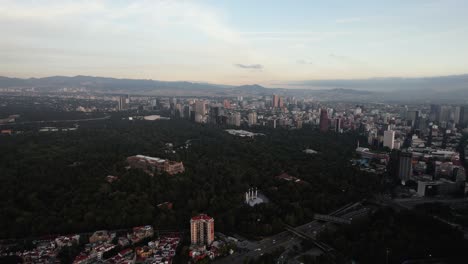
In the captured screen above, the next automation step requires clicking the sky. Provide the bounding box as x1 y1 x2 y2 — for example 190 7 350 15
1 0 468 87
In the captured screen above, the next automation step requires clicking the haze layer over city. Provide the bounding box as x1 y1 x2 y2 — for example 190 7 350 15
1 1 468 264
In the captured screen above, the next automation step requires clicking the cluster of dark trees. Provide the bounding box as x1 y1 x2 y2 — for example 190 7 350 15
0 96 110 123
320 207 468 263
0 114 382 240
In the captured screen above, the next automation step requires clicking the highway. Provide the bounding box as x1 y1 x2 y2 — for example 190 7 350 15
214 202 367 263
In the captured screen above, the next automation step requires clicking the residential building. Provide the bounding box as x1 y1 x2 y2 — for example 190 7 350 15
398 151 413 185
334 118 341 133
190 214 214 246
319 108 329 132
273 94 279 108
248 112 257 126
383 130 395 149
460 105 468 127
195 100 206 116
118 96 128 111
278 97 284 108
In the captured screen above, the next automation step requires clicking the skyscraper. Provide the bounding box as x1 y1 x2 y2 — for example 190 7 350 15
454 106 461 125
278 97 284 108
233 112 241 126
190 214 214 246
439 106 451 123
460 105 468 127
398 151 413 185
383 130 395 149
118 96 128 111
248 112 257 126
195 100 206 116
175 103 184 118
334 118 341 133
273 94 279 108
319 109 329 132
184 105 191 120
406 110 419 127
210 106 225 125
430 104 441 122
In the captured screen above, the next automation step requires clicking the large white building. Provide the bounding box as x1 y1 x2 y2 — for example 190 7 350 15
383 130 395 149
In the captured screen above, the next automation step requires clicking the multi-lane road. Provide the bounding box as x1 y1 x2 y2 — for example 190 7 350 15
216 197 468 263
214 202 367 263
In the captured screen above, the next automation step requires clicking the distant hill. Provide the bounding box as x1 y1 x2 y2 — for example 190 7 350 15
288 74 468 92
0 75 466 103
0 75 232 94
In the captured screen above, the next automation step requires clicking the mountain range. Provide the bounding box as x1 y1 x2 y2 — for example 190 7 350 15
0 74 467 103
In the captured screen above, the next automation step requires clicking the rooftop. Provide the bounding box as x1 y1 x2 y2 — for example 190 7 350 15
191 214 214 221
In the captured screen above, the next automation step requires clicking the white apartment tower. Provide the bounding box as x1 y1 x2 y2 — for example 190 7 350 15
383 130 395 149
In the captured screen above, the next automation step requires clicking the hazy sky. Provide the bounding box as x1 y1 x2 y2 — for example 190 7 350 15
1 0 468 86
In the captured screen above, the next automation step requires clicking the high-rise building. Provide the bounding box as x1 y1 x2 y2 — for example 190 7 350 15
233 112 241 126
175 103 184 118
439 106 451 123
151 99 157 108
430 104 441 122
190 214 214 246
184 105 191 120
334 118 341 133
195 100 206 116
223 99 231 109
398 151 413 184
248 112 257 126
460 106 468 127
118 96 128 111
319 109 329 132
454 106 461 125
406 110 419 127
194 101 206 123
278 97 284 108
210 106 225 125
273 94 279 108
383 130 395 149
390 150 409 183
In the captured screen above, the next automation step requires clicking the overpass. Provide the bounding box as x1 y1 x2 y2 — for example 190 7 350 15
314 214 351 224
284 224 334 253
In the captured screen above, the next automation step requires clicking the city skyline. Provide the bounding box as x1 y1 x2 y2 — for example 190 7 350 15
1 1 468 261
1 0 468 87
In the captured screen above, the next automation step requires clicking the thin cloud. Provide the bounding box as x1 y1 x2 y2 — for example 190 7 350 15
234 64 263 69
240 31 352 41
